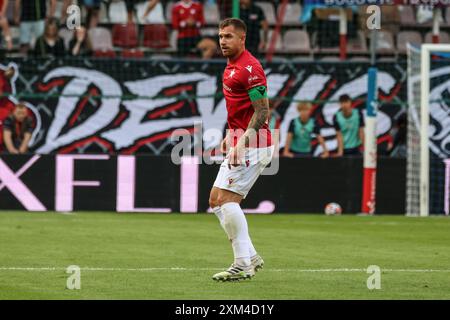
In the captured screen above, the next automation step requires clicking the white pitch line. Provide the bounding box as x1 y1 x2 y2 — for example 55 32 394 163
1 267 450 273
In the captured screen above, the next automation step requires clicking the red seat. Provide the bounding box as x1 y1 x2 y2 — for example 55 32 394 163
112 23 139 48
94 49 117 57
143 24 170 49
122 49 145 58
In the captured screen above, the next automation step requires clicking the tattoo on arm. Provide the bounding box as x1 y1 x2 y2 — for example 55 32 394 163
238 98 269 147
248 98 269 131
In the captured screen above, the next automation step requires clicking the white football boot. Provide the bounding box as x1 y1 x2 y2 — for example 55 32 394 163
212 264 255 282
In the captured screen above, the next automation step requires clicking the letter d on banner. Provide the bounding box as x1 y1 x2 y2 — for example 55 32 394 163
362 67 378 215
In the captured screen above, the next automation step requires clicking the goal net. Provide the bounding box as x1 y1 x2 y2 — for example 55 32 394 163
406 44 450 216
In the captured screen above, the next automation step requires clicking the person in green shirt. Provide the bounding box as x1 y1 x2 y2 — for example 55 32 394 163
333 94 365 156
283 102 329 158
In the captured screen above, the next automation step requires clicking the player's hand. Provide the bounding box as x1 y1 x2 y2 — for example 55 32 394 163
220 137 229 154
228 146 243 168
283 152 294 158
336 150 344 157
321 150 329 158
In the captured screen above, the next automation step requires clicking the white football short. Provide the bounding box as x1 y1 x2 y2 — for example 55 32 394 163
213 146 274 199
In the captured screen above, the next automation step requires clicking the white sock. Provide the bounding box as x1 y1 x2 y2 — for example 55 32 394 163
212 206 229 238
221 202 251 267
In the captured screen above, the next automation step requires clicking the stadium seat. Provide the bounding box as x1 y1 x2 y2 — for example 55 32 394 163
446 8 450 26
169 30 178 52
112 24 139 48
143 24 170 49
399 5 416 26
282 30 310 53
262 29 282 53
58 28 74 51
320 56 341 61
425 31 450 44
254 2 276 25
54 0 64 20
349 56 370 62
347 31 368 54
109 0 128 24
397 31 422 53
88 27 114 51
150 54 173 60
278 3 302 26
375 31 395 54
99 2 110 24
200 28 218 37
9 26 21 50
122 49 145 58
94 49 117 58
204 3 220 25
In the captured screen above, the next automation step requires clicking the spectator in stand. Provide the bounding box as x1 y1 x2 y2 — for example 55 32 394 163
239 0 268 57
283 102 329 158
2 102 34 154
14 0 56 55
333 94 365 157
217 0 232 20
33 17 66 57
172 0 204 56
0 0 13 50
197 36 219 59
69 25 92 56
124 0 162 23
389 113 407 158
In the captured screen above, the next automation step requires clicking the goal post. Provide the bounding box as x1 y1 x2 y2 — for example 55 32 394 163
407 43 450 217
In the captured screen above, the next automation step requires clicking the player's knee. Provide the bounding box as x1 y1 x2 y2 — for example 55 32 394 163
209 196 219 209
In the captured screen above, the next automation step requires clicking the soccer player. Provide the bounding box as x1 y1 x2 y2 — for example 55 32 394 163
333 94 365 156
209 18 274 282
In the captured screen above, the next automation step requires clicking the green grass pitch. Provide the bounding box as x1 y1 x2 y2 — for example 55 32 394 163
0 211 449 299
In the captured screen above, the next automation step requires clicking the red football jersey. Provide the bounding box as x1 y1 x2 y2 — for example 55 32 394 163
171 1 204 39
222 50 272 148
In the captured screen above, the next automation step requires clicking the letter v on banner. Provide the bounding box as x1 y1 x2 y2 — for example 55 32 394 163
0 155 46 211
362 67 378 215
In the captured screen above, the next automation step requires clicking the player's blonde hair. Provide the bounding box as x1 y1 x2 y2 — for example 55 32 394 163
297 102 312 112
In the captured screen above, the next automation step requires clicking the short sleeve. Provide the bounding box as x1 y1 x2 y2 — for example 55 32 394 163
2 117 13 132
238 63 267 91
333 114 341 131
358 109 365 127
288 119 295 133
313 120 321 135
25 117 35 133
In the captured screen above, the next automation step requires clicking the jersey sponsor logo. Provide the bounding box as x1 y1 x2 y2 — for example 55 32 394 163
223 83 233 92
245 65 253 73
248 75 259 84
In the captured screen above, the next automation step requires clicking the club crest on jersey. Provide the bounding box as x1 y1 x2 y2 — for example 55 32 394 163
228 178 234 185
228 69 236 79
245 65 253 73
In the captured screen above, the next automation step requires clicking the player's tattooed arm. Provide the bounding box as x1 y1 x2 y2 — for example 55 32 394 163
247 98 269 132
236 86 269 148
